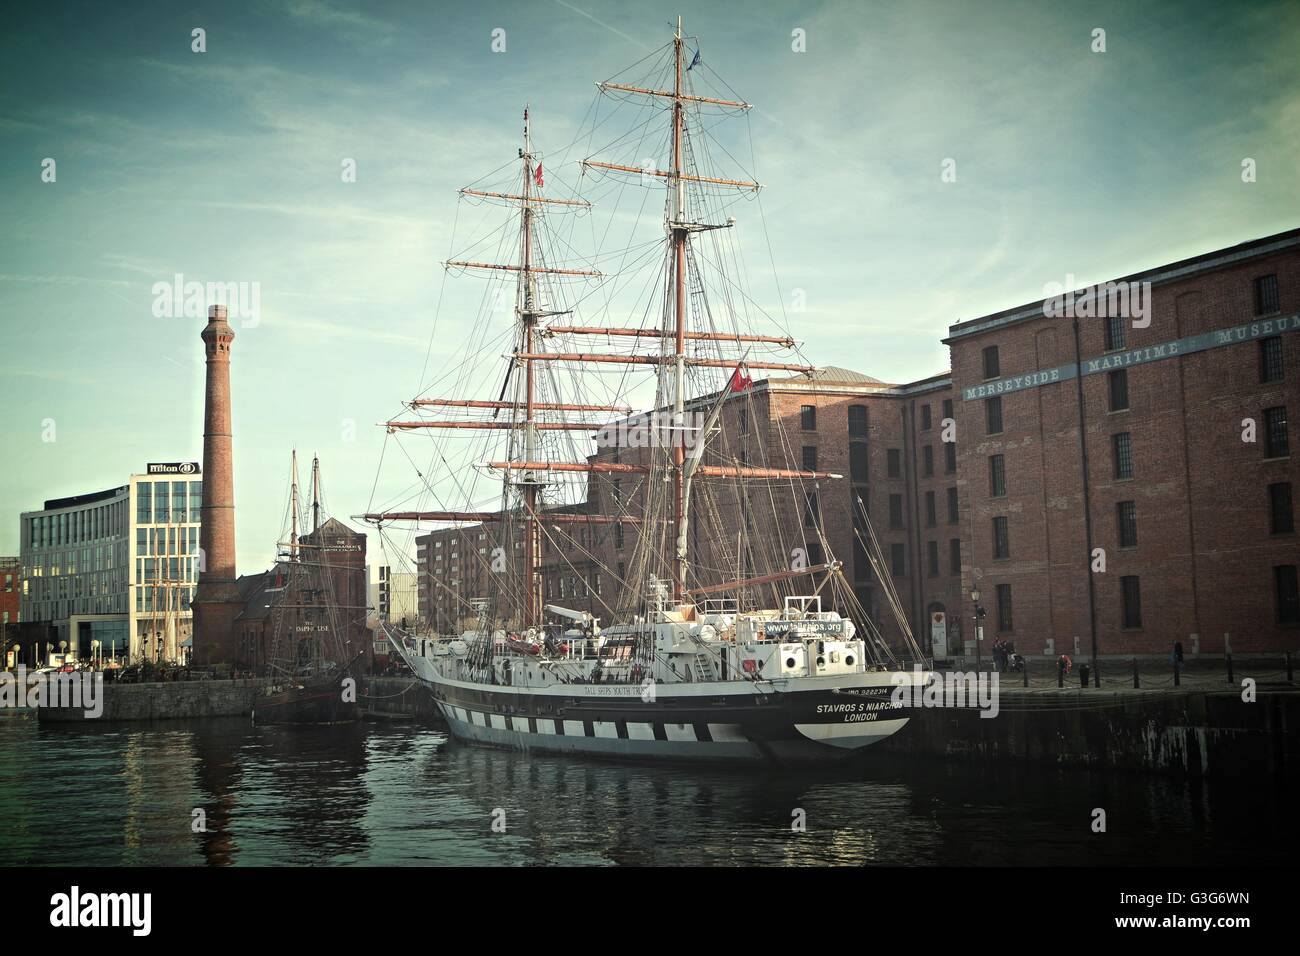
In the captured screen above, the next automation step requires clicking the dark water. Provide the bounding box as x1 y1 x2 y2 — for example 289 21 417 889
0 714 1292 866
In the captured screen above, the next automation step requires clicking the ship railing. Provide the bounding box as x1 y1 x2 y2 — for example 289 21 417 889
702 598 739 616
783 595 823 619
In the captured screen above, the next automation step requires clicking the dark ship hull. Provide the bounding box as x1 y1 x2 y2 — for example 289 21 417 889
253 674 359 724
421 667 919 765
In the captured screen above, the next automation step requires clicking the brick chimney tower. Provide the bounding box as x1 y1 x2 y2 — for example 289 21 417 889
192 304 242 665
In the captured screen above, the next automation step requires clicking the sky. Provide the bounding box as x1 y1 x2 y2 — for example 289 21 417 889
2 0 1298 574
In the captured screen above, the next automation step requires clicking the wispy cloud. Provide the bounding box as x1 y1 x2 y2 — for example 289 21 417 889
0 273 131 288
283 0 397 41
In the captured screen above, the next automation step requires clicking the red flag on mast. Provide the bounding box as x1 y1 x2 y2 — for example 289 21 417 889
728 363 753 392
535 163 543 187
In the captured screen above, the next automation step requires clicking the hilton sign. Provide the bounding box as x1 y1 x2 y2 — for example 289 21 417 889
147 462 201 475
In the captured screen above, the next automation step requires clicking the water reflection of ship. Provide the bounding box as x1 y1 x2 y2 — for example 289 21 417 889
439 741 935 866
243 453 368 724
188 719 372 864
243 723 372 861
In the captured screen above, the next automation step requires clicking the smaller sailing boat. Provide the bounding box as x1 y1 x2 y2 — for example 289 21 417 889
254 452 365 724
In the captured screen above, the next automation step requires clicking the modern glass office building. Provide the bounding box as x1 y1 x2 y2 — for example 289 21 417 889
19 465 203 663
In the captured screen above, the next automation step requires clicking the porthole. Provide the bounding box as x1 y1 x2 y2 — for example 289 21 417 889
785 658 796 668
845 655 855 666
816 656 825 666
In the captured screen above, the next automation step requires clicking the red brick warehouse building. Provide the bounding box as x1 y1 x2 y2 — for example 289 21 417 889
945 228 1300 659
1 556 20 667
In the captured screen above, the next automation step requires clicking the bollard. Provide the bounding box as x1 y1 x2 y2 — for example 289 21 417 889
1174 660 1181 687
1079 663 1090 689
1287 650 1294 683
1093 659 1100 688
1023 659 1029 688
1133 657 1139 689
1058 659 1065 688
1226 653 1234 685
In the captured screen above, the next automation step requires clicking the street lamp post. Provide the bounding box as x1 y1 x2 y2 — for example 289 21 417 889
970 587 985 672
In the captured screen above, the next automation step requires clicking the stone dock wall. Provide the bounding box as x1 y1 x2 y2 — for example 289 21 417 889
33 676 442 724
36 678 272 722
882 686 1297 779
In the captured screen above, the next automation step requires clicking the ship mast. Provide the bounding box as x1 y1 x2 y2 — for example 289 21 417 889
365 27 834 621
289 449 300 562
310 453 321 534
670 16 687 601
364 108 609 631
520 106 541 627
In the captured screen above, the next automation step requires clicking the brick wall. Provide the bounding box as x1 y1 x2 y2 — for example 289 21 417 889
947 231 1300 656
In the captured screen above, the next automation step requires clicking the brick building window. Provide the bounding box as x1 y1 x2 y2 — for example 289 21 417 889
1264 406 1290 458
615 523 624 550
927 541 939 577
996 584 1013 632
947 486 959 524
983 345 1000 380
985 396 1003 435
802 445 817 472
887 448 902 478
1108 368 1129 411
1105 314 1126 352
848 404 868 437
925 491 936 527
992 516 1010 559
944 440 956 473
949 538 961 575
1255 274 1280 316
923 445 934 477
942 398 954 422
1117 500 1138 547
1113 432 1134 479
1277 565 1300 624
807 541 824 566
803 491 820 528
889 494 904 529
850 442 869 483
1121 575 1142 628
738 407 749 434
989 454 1006 497
1263 405 1294 457
1260 337 1284 384
800 405 817 431
1269 482 1294 534
890 543 906 577
921 405 932 430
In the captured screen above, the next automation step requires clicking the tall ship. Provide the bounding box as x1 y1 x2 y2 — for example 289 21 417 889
365 19 927 762
253 452 364 724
